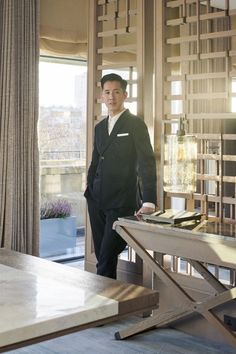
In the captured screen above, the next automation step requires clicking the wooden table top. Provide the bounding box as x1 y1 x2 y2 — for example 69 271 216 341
114 218 236 269
0 249 158 351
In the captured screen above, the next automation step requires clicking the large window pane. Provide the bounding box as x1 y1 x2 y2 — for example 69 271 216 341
39 57 87 260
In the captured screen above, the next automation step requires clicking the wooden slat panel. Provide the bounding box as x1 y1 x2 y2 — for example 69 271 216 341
97 62 137 70
197 174 220 181
167 51 229 63
166 0 196 8
96 78 138 86
223 176 236 183
98 26 137 37
196 133 236 139
198 154 236 162
97 97 137 104
196 175 236 183
186 72 227 80
165 193 236 206
167 11 228 26
169 92 227 100
166 74 185 81
166 72 227 81
97 44 136 54
167 30 236 45
167 113 236 119
98 9 138 22
98 0 117 5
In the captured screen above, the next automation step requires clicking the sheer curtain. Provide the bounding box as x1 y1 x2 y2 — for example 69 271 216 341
0 0 40 255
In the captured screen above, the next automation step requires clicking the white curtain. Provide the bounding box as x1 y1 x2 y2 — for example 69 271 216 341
40 0 88 57
39 0 136 62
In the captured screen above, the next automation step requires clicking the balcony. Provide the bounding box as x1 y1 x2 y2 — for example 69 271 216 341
40 154 86 261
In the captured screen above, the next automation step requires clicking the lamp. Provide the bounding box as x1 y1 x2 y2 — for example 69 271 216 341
164 118 197 193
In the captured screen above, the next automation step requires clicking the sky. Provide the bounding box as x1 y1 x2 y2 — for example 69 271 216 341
39 61 87 107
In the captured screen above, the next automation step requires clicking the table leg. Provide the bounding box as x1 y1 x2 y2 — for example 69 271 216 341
115 226 236 347
115 307 193 340
187 260 227 293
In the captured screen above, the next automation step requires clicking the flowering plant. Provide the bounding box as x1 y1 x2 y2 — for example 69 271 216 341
40 198 72 219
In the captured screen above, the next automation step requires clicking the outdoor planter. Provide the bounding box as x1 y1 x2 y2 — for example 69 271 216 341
40 216 77 257
40 198 77 258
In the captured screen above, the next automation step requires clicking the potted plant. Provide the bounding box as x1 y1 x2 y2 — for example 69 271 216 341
40 198 77 258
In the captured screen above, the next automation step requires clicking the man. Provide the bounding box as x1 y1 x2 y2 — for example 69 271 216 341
84 73 157 279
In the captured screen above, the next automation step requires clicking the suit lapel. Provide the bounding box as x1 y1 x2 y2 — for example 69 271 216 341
101 117 109 141
100 110 129 154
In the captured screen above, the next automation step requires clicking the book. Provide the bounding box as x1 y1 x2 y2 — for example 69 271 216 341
141 209 202 225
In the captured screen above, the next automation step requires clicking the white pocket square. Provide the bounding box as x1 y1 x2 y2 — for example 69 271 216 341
117 133 129 137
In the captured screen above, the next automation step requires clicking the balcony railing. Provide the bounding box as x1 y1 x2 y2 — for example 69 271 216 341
40 150 86 160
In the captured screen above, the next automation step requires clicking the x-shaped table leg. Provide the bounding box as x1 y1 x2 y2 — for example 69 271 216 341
115 226 236 347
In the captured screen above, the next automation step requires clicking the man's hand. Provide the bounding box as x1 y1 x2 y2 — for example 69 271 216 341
135 206 156 220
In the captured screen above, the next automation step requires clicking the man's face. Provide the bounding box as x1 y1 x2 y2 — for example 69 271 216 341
101 80 127 116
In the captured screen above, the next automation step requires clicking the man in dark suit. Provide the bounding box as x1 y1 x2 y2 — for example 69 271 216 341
84 73 157 279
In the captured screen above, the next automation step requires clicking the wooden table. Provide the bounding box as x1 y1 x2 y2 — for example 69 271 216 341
113 218 236 347
0 248 158 352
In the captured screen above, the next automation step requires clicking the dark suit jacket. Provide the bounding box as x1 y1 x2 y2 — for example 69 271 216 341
84 109 157 210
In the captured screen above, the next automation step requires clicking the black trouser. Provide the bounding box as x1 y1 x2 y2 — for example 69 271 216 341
87 198 134 279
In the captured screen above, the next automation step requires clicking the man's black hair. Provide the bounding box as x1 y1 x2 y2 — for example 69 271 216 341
101 73 127 91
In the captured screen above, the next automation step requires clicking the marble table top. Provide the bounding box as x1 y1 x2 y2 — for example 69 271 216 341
0 264 118 348
0 249 158 351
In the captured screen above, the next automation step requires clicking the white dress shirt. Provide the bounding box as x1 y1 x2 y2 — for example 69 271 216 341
108 109 126 135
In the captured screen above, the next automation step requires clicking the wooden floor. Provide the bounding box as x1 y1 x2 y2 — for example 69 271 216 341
6 260 235 354
6 315 236 354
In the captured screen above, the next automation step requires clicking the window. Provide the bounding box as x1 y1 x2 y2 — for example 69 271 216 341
39 56 87 261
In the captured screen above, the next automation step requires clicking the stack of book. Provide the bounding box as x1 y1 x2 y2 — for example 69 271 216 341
141 209 202 225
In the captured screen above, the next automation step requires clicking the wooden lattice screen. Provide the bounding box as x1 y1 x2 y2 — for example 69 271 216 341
156 0 236 287
161 0 236 224
87 0 141 126
86 0 236 285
